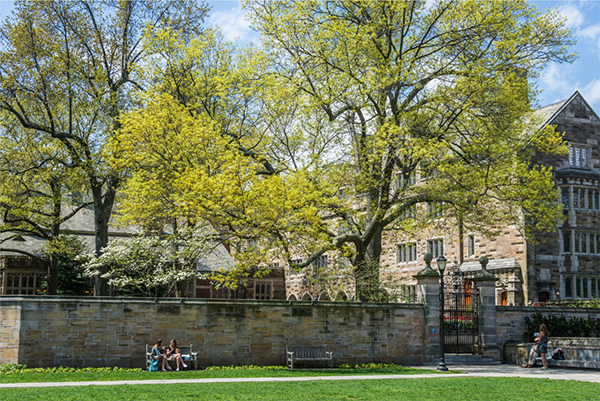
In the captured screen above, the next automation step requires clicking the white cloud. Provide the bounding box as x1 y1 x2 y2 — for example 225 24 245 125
580 79 600 108
209 1 252 42
558 4 585 29
540 63 572 94
579 23 600 39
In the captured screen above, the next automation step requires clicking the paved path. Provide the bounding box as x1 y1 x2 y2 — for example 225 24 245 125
1 364 599 388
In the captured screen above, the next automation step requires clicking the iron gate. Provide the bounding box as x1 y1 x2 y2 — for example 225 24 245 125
443 287 479 353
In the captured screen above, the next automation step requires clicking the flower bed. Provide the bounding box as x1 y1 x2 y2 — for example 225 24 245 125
444 316 474 331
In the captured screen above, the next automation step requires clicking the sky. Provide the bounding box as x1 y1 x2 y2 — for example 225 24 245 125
0 0 598 110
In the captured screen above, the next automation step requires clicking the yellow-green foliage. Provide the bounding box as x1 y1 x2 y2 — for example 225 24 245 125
112 1 575 295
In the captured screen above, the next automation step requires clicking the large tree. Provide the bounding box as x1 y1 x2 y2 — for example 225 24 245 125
0 0 209 295
0 121 90 295
114 0 575 300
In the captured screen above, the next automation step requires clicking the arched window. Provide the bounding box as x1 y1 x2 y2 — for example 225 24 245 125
561 188 569 208
500 291 507 306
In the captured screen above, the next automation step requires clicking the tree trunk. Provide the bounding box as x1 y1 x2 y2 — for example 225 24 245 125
47 180 62 295
355 225 383 301
92 184 116 296
47 252 59 295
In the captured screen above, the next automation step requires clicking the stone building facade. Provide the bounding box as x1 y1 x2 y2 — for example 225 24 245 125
278 91 600 306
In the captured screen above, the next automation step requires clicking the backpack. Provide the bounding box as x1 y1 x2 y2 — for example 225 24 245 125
552 348 565 360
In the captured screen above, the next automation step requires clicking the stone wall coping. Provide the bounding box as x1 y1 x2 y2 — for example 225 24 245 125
0 295 425 310
505 338 600 348
497 305 600 313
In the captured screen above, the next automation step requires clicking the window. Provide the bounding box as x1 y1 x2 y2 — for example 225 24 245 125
212 285 231 299
573 189 580 208
561 188 569 208
254 280 273 300
595 192 599 210
402 285 417 303
588 191 593 209
397 243 417 263
563 231 571 253
400 205 416 220
569 146 589 168
576 277 582 298
467 235 475 257
583 278 588 298
290 259 303 276
565 277 572 298
574 232 580 253
313 255 328 270
4 273 42 295
427 202 443 218
427 239 444 258
397 172 416 189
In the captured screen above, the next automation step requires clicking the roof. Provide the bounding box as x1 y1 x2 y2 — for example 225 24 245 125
459 257 522 272
533 91 600 129
0 207 235 272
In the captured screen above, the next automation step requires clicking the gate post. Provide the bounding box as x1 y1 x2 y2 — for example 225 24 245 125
414 253 441 364
470 257 501 362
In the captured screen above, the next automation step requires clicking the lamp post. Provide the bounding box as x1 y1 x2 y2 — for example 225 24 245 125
437 255 448 372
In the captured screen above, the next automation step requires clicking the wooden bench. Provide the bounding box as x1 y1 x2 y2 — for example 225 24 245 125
286 345 333 369
146 344 199 371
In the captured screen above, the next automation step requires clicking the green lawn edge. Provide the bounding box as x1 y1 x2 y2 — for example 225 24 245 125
0 366 451 383
1 377 599 401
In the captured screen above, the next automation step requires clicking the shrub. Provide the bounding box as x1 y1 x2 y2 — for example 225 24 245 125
0 364 143 374
524 312 600 341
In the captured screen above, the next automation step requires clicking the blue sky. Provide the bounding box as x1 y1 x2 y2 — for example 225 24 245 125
0 1 598 110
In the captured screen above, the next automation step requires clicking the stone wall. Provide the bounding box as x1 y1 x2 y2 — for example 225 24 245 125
0 296 425 368
0 302 20 363
496 305 600 346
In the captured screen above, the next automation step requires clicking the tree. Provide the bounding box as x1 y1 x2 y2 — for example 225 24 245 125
80 227 213 297
113 0 575 300
0 121 90 295
41 235 92 296
242 0 575 299
0 0 209 295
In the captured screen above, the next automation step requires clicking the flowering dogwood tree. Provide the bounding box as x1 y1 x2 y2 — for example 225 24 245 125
81 227 213 297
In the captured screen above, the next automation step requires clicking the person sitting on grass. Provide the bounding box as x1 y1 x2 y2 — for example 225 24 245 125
166 339 187 371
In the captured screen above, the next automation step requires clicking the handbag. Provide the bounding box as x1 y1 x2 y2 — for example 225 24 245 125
149 357 160 371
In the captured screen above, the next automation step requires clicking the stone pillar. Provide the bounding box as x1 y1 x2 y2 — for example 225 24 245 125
471 257 501 362
506 273 519 306
414 253 441 365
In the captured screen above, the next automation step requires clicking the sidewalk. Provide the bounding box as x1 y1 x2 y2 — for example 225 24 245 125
1 364 598 388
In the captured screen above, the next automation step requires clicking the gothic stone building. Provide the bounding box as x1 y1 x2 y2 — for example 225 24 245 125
281 91 600 306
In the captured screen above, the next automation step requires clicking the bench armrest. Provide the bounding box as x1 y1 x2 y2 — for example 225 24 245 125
325 352 333 357
287 351 295 357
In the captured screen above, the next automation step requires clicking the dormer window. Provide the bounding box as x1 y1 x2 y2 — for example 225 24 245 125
569 145 589 168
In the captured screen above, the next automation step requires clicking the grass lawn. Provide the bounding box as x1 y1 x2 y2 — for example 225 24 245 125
1 377 599 401
0 366 443 383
